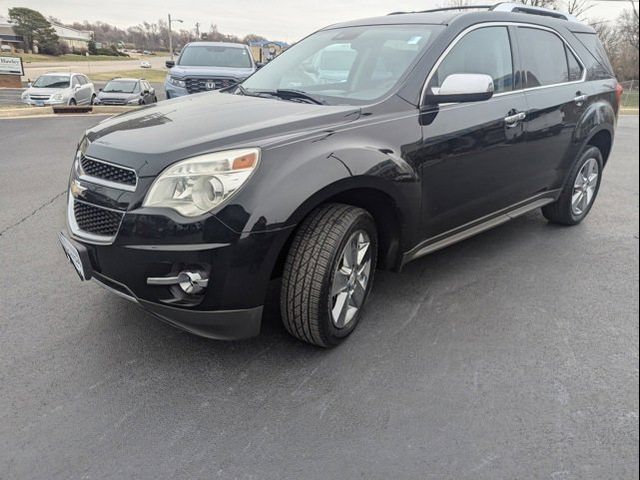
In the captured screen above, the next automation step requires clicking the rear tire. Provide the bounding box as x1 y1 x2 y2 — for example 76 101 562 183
542 146 603 226
281 204 377 348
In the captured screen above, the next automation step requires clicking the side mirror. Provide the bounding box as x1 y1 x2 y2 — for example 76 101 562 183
98 88 102 91
165 60 175 69
423 73 494 105
74 85 81 90
143 90 150 95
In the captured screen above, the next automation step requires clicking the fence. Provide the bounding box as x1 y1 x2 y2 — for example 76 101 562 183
620 80 638 110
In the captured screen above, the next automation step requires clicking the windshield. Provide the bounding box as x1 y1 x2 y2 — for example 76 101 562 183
178 45 252 68
241 25 443 105
103 80 138 93
32 75 70 88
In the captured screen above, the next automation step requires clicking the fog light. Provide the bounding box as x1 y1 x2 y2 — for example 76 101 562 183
147 270 209 294
178 271 208 294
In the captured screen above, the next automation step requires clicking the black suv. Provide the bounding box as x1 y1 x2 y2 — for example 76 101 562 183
59 3 620 347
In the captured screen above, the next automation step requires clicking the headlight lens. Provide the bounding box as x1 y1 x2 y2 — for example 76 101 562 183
51 93 63 101
127 98 141 105
143 148 260 217
168 76 186 88
21 92 29 100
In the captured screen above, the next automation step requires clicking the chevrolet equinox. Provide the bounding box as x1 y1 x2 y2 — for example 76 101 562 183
59 3 620 347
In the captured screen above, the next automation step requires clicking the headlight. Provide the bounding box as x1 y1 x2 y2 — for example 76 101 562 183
127 98 141 105
143 148 260 217
168 76 186 88
21 92 29 100
51 93 64 101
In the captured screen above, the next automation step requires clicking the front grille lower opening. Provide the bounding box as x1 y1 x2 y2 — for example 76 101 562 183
73 201 123 236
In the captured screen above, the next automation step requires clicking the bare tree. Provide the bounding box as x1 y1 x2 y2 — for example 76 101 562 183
518 0 558 7
619 3 640 51
563 0 593 20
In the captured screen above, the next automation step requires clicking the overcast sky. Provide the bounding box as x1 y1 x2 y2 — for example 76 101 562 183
0 0 637 42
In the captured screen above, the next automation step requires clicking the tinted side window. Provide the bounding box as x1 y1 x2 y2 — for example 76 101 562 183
519 28 570 87
77 76 87 85
573 32 615 79
429 26 514 94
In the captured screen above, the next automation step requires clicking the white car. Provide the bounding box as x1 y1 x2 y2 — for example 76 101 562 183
140 61 152 69
22 72 96 106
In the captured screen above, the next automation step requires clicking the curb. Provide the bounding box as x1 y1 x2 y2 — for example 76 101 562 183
0 105 139 119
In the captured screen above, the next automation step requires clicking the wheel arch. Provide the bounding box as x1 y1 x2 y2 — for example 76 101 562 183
270 177 408 280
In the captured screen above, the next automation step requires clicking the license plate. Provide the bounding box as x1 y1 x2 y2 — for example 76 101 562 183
58 232 86 281
36 101 44 107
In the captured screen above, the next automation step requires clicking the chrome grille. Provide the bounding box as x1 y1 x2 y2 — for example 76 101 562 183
73 200 123 237
185 77 237 94
80 155 137 188
29 95 50 100
99 98 127 105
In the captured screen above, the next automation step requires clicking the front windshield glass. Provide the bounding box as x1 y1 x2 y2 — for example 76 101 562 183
103 80 138 93
241 24 443 105
178 45 252 68
32 75 70 88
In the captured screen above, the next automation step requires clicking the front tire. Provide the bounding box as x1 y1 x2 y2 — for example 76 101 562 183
68 98 76 106
281 204 377 348
542 146 603 226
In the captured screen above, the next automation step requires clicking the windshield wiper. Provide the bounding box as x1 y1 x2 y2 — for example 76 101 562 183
274 89 325 105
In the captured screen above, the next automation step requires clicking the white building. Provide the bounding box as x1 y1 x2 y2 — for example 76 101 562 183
51 24 93 51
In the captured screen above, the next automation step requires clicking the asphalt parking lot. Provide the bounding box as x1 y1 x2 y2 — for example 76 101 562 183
0 115 638 479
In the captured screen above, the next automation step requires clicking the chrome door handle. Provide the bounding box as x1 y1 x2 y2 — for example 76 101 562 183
574 94 588 105
504 111 526 127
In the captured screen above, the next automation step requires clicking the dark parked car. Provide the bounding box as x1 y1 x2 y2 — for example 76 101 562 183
59 3 620 347
95 78 157 106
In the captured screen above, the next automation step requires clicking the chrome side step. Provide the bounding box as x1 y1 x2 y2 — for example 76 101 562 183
402 193 558 265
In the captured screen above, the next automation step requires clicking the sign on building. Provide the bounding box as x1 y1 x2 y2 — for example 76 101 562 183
0 56 23 76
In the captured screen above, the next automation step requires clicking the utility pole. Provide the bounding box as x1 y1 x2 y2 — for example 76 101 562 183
168 13 183 60
195 22 200 40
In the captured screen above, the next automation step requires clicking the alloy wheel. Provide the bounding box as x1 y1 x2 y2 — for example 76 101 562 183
571 157 599 216
330 230 372 329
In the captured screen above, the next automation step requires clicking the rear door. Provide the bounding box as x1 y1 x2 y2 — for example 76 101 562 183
516 26 587 193
418 25 531 238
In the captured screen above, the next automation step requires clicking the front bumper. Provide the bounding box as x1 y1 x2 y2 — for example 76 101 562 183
92 272 262 340
60 204 292 340
23 98 67 106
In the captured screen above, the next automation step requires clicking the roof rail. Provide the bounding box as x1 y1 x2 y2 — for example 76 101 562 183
490 2 579 22
388 2 579 22
388 5 494 15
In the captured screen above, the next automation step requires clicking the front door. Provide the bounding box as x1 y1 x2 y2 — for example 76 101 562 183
418 25 530 238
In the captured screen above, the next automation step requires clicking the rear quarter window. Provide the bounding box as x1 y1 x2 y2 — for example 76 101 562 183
518 28 571 87
573 32 615 80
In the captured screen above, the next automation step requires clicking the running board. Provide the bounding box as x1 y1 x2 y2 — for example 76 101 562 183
402 194 557 265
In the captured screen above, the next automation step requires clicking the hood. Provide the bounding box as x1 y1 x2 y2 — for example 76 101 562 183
85 91 360 177
168 65 255 79
26 87 69 96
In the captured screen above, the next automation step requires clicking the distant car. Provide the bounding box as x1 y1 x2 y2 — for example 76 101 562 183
143 50 152 55
164 41 256 99
94 78 157 105
140 60 151 69
22 72 96 106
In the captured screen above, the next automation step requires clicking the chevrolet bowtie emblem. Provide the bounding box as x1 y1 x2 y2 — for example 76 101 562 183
70 180 87 198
